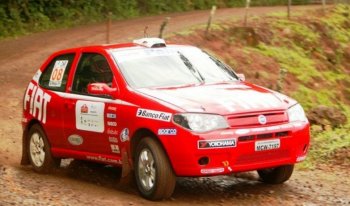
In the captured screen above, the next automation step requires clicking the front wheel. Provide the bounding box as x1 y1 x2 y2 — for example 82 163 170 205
134 137 176 200
257 165 294 184
27 124 60 173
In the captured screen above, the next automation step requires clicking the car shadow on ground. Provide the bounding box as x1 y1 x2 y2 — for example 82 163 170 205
38 159 293 201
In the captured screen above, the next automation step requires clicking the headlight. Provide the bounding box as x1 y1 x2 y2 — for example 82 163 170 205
173 113 229 133
287 104 308 122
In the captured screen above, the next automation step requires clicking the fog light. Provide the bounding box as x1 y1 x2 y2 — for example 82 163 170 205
198 157 209 165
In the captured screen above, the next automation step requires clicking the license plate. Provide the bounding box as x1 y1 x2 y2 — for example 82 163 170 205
255 139 280 151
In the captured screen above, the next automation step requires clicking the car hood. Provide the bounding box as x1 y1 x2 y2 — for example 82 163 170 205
136 82 295 115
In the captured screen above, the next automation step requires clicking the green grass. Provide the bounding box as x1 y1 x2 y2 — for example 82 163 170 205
252 43 321 83
299 124 350 169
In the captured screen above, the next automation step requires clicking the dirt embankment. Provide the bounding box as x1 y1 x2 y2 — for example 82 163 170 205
0 5 349 206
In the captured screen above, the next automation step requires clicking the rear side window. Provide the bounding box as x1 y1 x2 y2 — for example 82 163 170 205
39 53 75 92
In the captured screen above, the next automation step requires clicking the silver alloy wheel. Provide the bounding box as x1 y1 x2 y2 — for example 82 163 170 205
138 148 156 191
29 132 45 167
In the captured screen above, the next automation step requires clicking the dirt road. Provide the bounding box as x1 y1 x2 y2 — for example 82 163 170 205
1 5 349 206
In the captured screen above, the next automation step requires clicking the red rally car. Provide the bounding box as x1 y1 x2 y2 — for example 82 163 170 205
21 38 310 200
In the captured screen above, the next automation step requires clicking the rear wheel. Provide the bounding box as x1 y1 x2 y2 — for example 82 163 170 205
257 165 294 184
28 124 60 173
134 137 176 200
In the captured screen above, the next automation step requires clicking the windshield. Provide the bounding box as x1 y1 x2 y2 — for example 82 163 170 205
112 46 238 89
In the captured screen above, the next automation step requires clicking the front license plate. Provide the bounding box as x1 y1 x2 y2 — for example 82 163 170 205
255 139 280 151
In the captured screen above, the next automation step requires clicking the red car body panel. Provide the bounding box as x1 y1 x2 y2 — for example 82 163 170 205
22 41 310 177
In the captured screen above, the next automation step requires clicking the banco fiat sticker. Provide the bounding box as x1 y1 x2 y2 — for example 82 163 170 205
76 101 105 133
136 108 171 122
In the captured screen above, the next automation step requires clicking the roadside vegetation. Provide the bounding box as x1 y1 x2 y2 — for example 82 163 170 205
170 4 350 168
0 0 314 39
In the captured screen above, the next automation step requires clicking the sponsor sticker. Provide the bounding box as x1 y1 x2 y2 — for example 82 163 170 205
136 108 172 122
49 60 68 87
107 121 117 127
198 138 237 149
76 101 105 133
108 136 118 143
120 128 129 142
107 129 118 135
106 113 116 119
110 144 120 154
108 106 117 111
23 82 51 124
200 168 225 174
86 155 121 164
158 129 177 135
67 134 83 146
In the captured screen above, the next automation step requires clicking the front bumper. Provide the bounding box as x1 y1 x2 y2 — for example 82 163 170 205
162 121 310 177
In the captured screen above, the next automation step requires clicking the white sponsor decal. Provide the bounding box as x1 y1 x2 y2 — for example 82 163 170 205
107 121 117 127
67 134 83 146
136 108 172 122
24 82 51 124
251 128 266 132
198 138 237 149
107 129 118 135
220 131 234 135
255 139 280 151
108 106 117 111
76 101 105 133
86 155 121 164
235 129 250 135
106 113 116 119
110 144 120 154
108 136 118 143
120 128 129 142
201 168 225 174
158 129 177 135
267 126 280 131
32 70 42 83
49 60 68 87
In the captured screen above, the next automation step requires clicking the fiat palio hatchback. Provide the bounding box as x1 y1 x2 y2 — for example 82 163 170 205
21 38 310 200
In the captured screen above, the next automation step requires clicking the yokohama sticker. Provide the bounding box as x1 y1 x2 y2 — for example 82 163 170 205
198 138 237 149
136 108 172 122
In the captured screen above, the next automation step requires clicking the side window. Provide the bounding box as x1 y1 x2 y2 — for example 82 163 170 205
72 53 114 95
39 53 75 92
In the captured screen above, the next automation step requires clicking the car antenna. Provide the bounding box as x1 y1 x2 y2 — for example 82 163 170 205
144 26 149 38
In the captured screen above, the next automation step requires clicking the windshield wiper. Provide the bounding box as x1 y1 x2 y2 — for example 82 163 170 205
178 51 205 83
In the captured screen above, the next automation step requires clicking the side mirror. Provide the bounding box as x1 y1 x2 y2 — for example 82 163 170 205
237 73 245 81
87 83 117 99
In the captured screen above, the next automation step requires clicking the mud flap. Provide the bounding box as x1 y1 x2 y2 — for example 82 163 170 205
119 150 134 185
21 131 30 165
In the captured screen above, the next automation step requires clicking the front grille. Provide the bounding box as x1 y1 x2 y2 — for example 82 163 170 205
227 111 288 128
235 149 290 165
238 131 290 142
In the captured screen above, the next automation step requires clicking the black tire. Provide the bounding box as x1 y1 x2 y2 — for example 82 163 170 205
258 165 294 184
134 137 176 200
27 124 61 173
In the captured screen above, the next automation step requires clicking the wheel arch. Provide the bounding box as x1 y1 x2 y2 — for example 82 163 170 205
130 128 173 170
21 119 43 165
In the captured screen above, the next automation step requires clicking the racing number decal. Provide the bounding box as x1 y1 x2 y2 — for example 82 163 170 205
49 60 68 87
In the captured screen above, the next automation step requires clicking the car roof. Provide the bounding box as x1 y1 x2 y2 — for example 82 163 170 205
55 38 193 54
